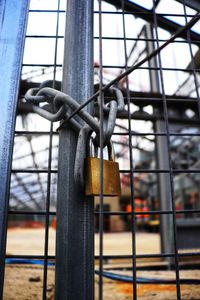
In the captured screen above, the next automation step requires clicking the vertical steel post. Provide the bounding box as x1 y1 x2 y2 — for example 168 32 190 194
55 1 94 299
145 24 173 255
0 1 29 298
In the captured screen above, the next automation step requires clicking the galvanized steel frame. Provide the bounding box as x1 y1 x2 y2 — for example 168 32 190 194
55 1 94 299
0 1 30 298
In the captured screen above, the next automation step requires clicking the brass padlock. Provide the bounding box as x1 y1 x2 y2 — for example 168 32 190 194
85 142 121 196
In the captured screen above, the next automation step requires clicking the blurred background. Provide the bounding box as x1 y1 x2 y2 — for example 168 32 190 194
4 0 200 299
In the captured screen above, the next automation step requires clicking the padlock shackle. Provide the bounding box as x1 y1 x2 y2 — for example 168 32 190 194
74 125 117 189
74 124 93 188
93 139 115 162
107 141 115 162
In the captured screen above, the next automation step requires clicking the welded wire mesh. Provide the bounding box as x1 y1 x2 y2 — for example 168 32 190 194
2 0 200 300
95 1 200 299
4 1 64 299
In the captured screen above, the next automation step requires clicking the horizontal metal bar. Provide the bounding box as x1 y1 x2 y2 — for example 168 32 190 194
94 210 200 216
6 252 200 260
27 10 198 17
8 210 56 216
6 210 199 217
10 168 200 174
120 169 200 173
93 36 200 44
94 65 200 72
20 94 200 104
15 131 58 135
112 132 200 137
7 209 200 216
93 11 198 17
21 63 200 72
25 34 200 45
11 169 57 173
22 63 62 67
26 35 64 39
95 252 200 259
6 255 55 259
121 97 198 103
29 10 65 13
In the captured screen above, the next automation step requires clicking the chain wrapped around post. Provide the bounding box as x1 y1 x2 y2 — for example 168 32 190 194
25 82 124 187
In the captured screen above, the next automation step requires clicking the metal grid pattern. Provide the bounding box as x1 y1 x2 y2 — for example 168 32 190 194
4 1 64 299
1 0 200 299
95 1 200 299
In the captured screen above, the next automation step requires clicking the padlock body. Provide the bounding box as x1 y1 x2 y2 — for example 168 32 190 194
85 157 121 196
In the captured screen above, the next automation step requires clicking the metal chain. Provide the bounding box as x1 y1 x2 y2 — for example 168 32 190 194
25 83 124 146
25 82 124 187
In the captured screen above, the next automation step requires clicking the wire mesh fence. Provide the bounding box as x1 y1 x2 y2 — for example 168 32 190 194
1 0 200 299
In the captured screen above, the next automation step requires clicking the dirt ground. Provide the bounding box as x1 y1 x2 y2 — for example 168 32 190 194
4 228 200 299
4 265 200 300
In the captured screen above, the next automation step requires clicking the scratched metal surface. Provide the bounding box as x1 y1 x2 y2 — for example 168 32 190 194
0 1 30 298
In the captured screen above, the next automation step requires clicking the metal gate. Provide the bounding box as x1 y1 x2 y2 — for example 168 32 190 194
0 0 200 299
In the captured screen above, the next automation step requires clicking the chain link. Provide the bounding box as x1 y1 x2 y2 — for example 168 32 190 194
25 83 124 147
25 83 124 187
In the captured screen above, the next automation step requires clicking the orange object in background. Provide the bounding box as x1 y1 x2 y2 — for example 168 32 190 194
52 217 56 229
126 198 149 220
8 221 44 229
116 282 176 297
